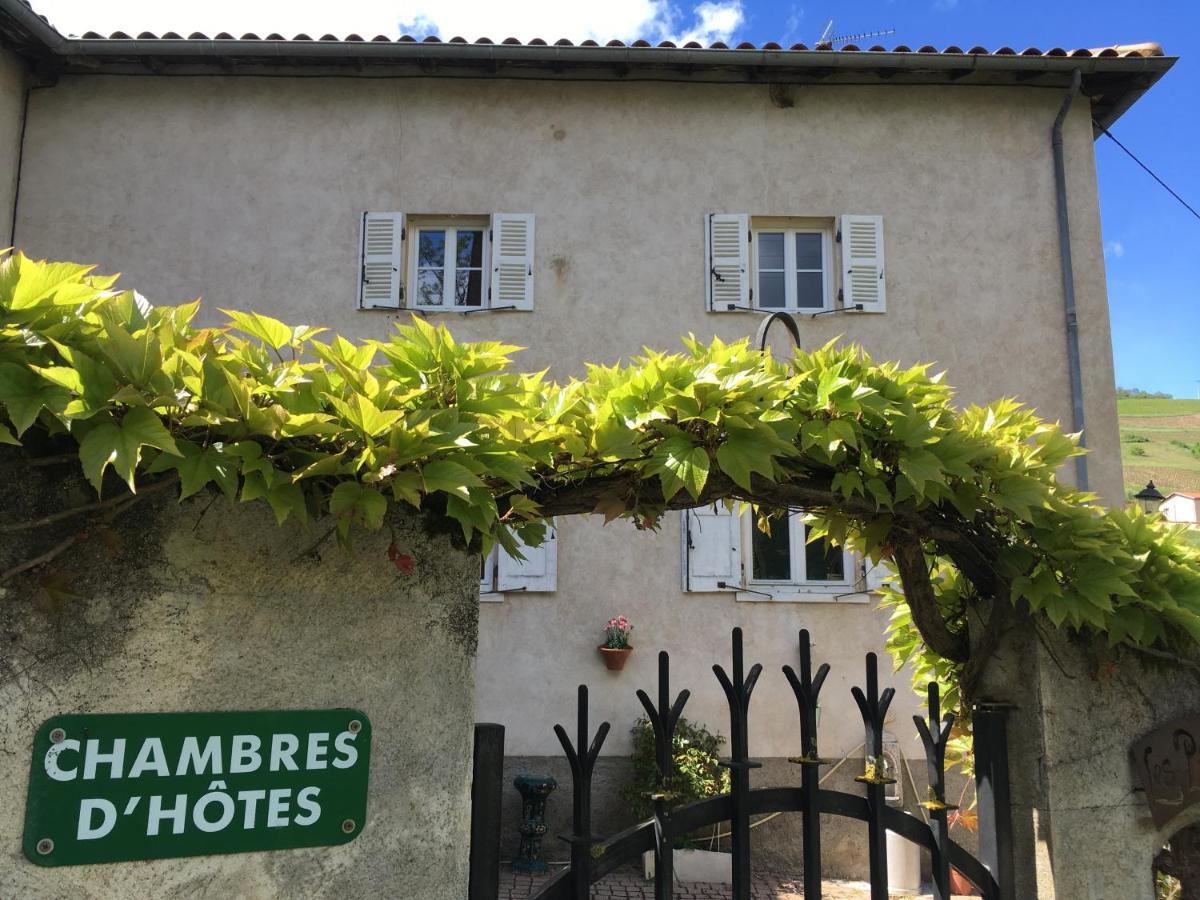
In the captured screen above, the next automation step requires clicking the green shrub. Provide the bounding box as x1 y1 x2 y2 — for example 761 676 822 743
1122 433 1149 443
621 717 730 832
1129 446 1148 457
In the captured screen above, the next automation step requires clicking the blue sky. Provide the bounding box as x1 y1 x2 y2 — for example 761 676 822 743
36 0 1200 396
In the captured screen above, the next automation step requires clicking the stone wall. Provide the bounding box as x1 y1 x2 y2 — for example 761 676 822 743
977 604 1200 899
0 452 479 899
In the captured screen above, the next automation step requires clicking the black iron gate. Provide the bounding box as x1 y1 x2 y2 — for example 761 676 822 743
523 627 1012 900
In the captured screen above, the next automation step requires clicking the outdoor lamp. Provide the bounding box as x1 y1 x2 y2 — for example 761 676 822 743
1133 480 1166 515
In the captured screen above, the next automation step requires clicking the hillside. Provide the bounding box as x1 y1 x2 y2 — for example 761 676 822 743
1119 398 1200 500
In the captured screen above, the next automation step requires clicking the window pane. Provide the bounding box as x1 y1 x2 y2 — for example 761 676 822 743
795 233 823 270
417 269 444 306
455 269 483 307
751 517 791 581
457 230 484 268
759 271 786 308
796 272 824 309
804 528 844 581
418 230 446 267
758 232 785 270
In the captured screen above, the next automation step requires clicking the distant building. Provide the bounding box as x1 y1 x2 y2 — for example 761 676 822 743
1162 492 1200 525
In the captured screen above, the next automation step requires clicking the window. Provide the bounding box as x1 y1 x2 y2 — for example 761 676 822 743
746 513 849 586
753 225 832 312
479 521 559 600
357 211 535 312
705 213 885 314
682 505 862 601
413 222 488 310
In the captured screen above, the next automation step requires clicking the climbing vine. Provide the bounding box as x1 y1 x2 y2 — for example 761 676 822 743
3 251 1200 714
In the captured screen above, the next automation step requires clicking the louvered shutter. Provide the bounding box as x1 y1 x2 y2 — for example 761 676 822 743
840 215 885 313
490 213 535 310
682 505 742 592
497 520 557 591
706 213 750 311
358 212 405 309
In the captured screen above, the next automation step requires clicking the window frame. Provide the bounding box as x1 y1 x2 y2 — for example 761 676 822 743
739 509 858 602
408 218 491 312
479 545 502 602
750 220 834 313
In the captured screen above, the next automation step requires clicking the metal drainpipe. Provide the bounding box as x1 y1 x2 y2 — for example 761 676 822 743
1052 68 1088 492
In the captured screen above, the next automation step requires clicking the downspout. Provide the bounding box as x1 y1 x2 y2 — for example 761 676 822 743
8 83 31 248
1052 69 1088 492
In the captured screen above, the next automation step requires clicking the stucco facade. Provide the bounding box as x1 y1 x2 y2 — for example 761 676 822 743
12 73 1121 751
0 45 25 243
0 31 1158 881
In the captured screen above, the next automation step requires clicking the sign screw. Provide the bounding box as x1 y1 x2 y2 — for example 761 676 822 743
341 819 356 834
36 838 54 855
49 728 65 744
348 720 362 734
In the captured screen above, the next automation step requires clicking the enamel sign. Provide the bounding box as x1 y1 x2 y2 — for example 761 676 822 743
23 709 371 866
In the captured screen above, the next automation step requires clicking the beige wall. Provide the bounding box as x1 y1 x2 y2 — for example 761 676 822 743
13 74 1124 759
0 47 26 245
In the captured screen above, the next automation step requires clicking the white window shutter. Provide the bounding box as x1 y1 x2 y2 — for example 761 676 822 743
682 505 742 591
490 213 535 310
358 212 405 309
840 214 885 313
497 521 557 592
706 213 750 311
864 558 891 592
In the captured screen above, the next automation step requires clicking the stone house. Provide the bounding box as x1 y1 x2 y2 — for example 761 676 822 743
0 0 1175 882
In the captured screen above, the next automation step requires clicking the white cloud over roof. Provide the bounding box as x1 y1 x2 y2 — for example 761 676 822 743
31 0 745 44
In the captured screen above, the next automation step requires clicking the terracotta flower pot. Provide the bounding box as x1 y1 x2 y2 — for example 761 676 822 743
949 867 979 895
598 646 632 671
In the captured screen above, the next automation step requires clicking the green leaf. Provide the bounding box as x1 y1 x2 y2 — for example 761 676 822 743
0 363 71 435
421 459 482 499
330 482 388 531
715 431 775 491
221 309 295 350
77 407 182 494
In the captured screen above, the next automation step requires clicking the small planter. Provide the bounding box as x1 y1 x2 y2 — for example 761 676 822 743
598 646 632 670
642 848 731 883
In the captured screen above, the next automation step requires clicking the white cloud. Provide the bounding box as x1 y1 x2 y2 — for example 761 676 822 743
31 0 745 45
1105 240 1126 259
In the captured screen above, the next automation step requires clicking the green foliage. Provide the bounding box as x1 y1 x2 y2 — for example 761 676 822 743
1118 387 1173 400
4 252 1200 718
621 717 730 831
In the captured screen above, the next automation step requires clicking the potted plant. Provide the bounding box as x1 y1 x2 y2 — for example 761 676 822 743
622 717 733 883
598 615 633 670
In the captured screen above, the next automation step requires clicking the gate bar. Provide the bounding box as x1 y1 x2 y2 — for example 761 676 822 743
974 701 1015 900
469 723 505 900
715 627 763 900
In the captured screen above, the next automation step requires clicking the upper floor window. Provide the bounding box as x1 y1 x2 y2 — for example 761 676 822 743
413 222 488 310
357 211 535 312
753 226 832 312
705 213 885 315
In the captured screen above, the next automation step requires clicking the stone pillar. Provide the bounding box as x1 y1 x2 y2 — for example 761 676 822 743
977 604 1200 900
0 456 479 900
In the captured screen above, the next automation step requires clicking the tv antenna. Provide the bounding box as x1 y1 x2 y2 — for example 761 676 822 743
815 18 897 47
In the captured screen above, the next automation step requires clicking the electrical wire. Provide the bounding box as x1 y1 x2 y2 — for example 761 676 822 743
1098 125 1200 222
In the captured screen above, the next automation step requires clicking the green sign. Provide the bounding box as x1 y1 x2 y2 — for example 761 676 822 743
23 708 371 867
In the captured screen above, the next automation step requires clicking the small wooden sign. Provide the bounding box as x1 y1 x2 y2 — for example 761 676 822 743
1132 713 1200 827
